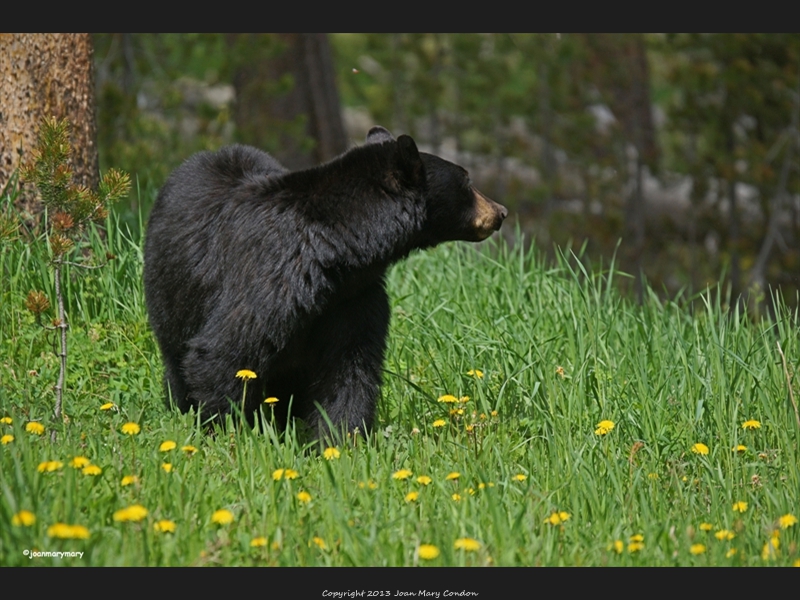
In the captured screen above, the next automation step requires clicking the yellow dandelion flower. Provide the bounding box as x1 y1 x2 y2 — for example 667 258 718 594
82 465 102 476
418 544 440 560
250 536 267 547
211 509 234 525
312 536 327 550
180 445 197 455
358 480 378 490
37 460 64 473
70 456 91 469
595 419 615 435
742 419 761 430
490 410 498 417
113 504 148 522
416 475 432 486
454 538 481 552
121 422 140 435
432 419 446 428
161 463 173 473
630 534 644 543
691 443 709 455
297 491 312 504
392 469 413 480
465 424 475 432
466 369 484 379
762 537 779 560
12 510 36 526
513 473 527 482
273 468 299 481
699 522 713 532
154 520 176 533
47 523 71 538
451 493 462 501
48 523 89 539
715 529 735 541
459 396 470 403
690 543 706 555
0 416 11 424
99 402 115 411
779 514 798 529
793 558 800 567
545 511 570 525
236 369 257 380
445 471 460 481
727 548 738 558
628 542 644 553
732 501 748 513
26 422 45 435
733 444 747 453
405 491 419 503
450 408 465 416
263 396 279 404
647 472 659 480
323 447 340 460
437 394 458 403
610 540 624 554
120 475 138 487
1 434 14 445
159 440 177 452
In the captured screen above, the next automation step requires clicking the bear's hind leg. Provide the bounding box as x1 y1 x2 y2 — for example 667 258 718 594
304 282 390 442
181 333 260 425
162 350 191 412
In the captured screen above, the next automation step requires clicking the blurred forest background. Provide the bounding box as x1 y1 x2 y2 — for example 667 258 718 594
4 33 800 312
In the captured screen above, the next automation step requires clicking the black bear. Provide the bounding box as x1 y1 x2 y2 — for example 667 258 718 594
144 126 507 440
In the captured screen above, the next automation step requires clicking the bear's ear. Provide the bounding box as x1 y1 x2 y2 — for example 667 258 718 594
397 134 424 185
365 126 395 145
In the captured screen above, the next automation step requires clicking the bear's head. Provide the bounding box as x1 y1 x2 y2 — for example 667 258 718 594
366 127 508 246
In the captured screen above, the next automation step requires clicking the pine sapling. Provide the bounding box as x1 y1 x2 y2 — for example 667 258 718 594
21 116 131 423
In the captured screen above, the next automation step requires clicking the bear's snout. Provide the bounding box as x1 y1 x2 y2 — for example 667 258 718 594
471 188 508 240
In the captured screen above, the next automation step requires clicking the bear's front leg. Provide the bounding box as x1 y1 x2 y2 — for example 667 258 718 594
303 281 390 443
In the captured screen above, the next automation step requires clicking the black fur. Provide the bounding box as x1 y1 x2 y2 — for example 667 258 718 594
144 127 507 439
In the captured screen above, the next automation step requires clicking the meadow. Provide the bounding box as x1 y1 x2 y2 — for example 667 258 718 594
1 212 798 567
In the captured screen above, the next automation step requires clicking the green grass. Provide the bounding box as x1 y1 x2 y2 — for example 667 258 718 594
1 214 798 566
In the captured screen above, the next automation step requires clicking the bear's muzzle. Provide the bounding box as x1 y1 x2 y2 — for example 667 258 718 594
471 188 508 240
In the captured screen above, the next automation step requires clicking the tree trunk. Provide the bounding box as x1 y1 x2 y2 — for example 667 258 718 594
580 34 658 303
231 33 348 171
0 34 98 218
